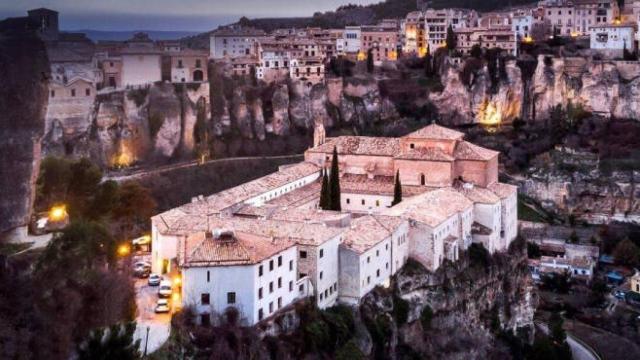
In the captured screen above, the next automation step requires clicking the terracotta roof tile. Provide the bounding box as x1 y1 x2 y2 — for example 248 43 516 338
454 141 499 161
308 136 400 157
404 124 465 140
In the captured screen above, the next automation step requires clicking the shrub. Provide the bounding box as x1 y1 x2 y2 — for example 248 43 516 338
126 88 148 107
469 243 491 270
420 305 433 330
392 293 409 325
335 340 365 360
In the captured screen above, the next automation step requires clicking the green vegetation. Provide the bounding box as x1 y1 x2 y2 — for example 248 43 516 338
320 168 330 210
148 112 165 139
420 305 433 330
527 242 541 259
322 146 342 211
0 242 32 256
366 48 374 73
613 237 640 267
392 170 402 206
126 87 148 107
76 322 140 360
468 243 491 271
517 195 552 223
446 24 457 51
392 293 409 325
336 340 365 360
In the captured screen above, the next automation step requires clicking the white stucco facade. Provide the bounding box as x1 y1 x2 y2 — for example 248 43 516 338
121 53 162 86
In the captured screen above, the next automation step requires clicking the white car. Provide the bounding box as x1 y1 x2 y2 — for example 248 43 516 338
158 281 172 298
155 299 170 313
148 274 162 286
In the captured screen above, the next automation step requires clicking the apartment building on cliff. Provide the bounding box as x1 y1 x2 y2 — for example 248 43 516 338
151 124 518 325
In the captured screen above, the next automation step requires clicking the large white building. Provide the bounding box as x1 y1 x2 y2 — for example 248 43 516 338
151 124 518 326
590 23 636 57
209 27 267 59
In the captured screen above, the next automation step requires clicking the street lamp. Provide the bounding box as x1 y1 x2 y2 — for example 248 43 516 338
48 205 67 222
117 244 131 257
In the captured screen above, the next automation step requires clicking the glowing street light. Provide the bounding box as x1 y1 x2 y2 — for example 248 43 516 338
117 244 131 257
173 275 182 286
48 205 67 222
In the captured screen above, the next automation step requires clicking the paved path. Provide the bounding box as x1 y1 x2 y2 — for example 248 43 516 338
9 233 53 257
104 154 303 183
535 321 599 360
133 278 171 355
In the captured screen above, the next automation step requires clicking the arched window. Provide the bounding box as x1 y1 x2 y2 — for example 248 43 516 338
193 69 204 82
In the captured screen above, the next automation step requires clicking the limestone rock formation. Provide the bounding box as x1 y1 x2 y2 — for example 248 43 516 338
0 19 50 242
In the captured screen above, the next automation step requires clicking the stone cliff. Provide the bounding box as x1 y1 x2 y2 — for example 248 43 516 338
431 55 640 126
0 18 50 242
252 240 535 359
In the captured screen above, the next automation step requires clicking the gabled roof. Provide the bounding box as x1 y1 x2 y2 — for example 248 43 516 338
453 141 499 161
396 147 455 162
404 124 465 140
341 215 405 254
308 136 400 157
383 188 473 227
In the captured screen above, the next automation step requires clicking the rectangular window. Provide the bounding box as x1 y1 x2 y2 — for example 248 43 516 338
71 89 76 97
259 265 263 276
258 287 263 299
269 282 274 293
278 277 282 288
289 281 293 291
207 271 210 282
277 297 282 309
227 292 236 304
269 302 274 313
269 260 274 271
300 251 307 258
50 90 55 98
278 256 282 267
258 308 264 320
85 88 90 96
319 249 324 258
289 260 293 271
319 271 323 280
201 293 210 305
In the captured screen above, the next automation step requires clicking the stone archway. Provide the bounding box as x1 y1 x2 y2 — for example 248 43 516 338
193 69 204 82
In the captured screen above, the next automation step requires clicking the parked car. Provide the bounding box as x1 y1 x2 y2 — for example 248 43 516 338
614 290 626 300
155 299 170 313
134 261 151 271
158 281 172 298
148 274 162 286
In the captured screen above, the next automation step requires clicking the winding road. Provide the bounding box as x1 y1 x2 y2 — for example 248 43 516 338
104 154 304 183
535 321 600 360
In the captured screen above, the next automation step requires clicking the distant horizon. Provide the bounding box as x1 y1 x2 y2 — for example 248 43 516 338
0 0 378 32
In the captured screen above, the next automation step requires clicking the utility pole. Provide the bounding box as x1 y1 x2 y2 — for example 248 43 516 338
143 326 150 357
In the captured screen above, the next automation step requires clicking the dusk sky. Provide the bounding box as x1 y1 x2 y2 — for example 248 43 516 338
0 0 379 31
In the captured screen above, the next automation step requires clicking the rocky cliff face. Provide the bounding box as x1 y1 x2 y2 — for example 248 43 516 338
432 55 640 126
520 148 640 224
0 19 50 242
44 76 399 166
256 241 535 359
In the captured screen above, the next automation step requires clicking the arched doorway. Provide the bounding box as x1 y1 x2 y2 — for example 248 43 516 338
193 69 204 82
420 173 426 186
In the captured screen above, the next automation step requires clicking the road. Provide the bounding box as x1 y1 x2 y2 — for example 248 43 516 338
535 321 599 360
133 277 171 355
104 154 304 183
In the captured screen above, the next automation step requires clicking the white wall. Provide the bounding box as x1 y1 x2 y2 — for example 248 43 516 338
210 35 259 59
315 235 341 308
390 221 410 275
500 192 518 251
341 193 394 214
590 26 636 51
472 202 502 253
253 246 299 323
182 265 255 325
151 223 180 274
121 54 161 86
246 171 320 206
357 238 392 298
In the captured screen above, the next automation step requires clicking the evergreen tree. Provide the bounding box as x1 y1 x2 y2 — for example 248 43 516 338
446 24 457 51
77 322 141 360
366 48 374 73
424 51 433 77
329 146 341 211
392 170 402 206
319 168 330 210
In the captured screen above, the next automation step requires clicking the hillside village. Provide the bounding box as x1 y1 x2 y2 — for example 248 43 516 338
3 1 640 359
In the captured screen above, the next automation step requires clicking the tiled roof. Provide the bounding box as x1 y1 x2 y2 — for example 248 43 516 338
383 188 473 227
184 231 295 267
212 27 266 37
340 173 428 196
341 215 400 254
453 141 499 161
455 183 500 204
396 147 455 162
488 182 518 199
308 136 400 157
161 162 320 216
404 124 465 140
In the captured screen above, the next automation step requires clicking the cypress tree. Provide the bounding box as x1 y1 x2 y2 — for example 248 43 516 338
329 146 341 211
319 168 329 210
392 170 402 206
446 24 457 51
366 48 374 73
